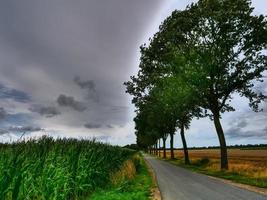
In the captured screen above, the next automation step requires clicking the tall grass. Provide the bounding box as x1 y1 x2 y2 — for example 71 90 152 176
0 136 135 200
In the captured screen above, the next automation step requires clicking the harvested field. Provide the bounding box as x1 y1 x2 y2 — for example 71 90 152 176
160 149 267 179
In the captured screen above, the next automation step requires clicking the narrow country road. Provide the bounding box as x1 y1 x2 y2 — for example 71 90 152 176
144 155 267 200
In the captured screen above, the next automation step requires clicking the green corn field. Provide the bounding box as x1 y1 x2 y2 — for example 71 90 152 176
0 136 135 200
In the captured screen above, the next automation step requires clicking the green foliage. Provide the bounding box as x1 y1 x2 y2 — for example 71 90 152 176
125 0 267 169
123 144 139 151
0 136 135 200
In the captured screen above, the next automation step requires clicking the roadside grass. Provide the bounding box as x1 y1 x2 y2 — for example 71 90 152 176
162 157 267 188
89 155 153 200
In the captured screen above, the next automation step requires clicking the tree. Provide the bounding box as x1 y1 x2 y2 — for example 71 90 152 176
134 94 166 155
125 0 267 169
133 83 176 158
166 0 267 169
157 77 201 164
134 109 157 151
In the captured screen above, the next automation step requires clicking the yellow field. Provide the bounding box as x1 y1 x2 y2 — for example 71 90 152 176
160 149 267 178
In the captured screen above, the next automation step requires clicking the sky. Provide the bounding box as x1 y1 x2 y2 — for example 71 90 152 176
0 0 266 147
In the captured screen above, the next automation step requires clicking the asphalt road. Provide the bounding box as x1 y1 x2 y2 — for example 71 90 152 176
144 155 267 200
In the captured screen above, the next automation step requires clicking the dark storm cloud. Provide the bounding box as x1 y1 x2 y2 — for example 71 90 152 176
226 106 267 139
29 104 61 118
5 113 33 126
0 107 7 120
74 76 98 101
106 124 114 128
0 0 163 80
226 127 267 139
74 76 95 90
0 0 178 144
0 0 165 133
0 126 44 137
57 94 86 111
8 126 43 132
0 83 31 103
235 120 248 129
0 129 9 135
84 123 102 129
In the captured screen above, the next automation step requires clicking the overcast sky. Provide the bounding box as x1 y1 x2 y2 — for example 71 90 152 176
0 0 266 146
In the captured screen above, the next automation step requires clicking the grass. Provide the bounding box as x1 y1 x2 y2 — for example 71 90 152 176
89 154 153 200
159 155 267 188
0 136 136 200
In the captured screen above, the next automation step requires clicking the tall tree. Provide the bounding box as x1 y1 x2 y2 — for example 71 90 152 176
169 0 267 169
126 0 267 169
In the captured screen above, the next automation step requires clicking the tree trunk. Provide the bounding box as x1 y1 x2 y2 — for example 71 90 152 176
213 110 228 170
163 137 166 158
180 123 190 165
158 139 161 157
155 142 158 157
170 133 174 159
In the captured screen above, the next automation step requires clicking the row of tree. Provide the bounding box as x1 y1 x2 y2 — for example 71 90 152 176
125 0 266 170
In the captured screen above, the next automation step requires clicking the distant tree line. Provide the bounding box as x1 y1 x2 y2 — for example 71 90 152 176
125 0 267 170
123 144 139 150
123 143 267 151
157 143 267 150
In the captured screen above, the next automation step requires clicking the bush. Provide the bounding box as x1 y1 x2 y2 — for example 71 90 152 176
132 154 142 172
195 157 210 166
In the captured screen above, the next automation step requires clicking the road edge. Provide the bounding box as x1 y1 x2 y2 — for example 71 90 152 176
206 175 267 196
158 157 267 197
144 156 162 200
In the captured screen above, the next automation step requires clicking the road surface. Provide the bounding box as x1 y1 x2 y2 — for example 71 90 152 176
145 155 267 200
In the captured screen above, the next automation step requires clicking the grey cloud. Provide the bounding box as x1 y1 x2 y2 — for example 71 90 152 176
0 0 165 137
57 94 86 111
226 116 267 139
84 123 102 129
74 76 95 90
226 127 267 139
95 135 111 141
260 101 267 111
225 97 267 139
8 126 43 132
254 79 267 94
29 104 60 117
0 129 9 135
106 124 114 128
110 106 128 112
0 107 7 120
74 76 99 102
235 120 248 129
0 83 31 103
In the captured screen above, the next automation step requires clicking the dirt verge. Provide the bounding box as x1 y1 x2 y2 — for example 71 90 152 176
144 158 162 200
